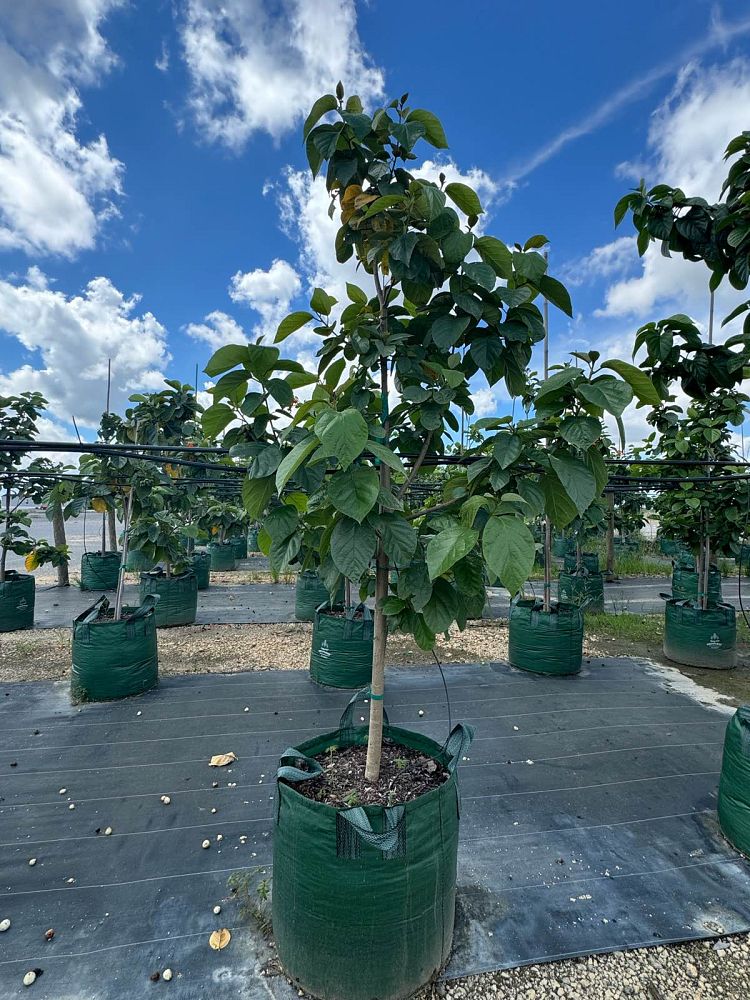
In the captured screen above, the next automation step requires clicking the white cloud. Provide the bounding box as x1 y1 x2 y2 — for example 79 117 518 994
185 310 248 350
178 0 384 149
0 1 124 257
229 258 300 338
0 269 170 428
559 236 637 288
155 41 170 73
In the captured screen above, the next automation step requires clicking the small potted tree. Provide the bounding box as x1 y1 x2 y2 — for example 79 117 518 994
131 511 198 628
202 500 245 571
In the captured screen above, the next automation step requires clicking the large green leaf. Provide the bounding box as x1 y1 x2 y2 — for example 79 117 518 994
431 314 471 349
481 515 535 596
276 437 319 492
275 311 313 343
370 513 418 565
248 444 283 479
601 359 661 405
204 344 248 377
422 578 459 633
577 376 633 416
444 182 484 217
536 367 579 399
264 504 299 542
327 467 380 523
426 524 478 580
405 108 448 148
541 473 578 528
303 94 337 139
474 236 513 278
201 403 235 439
559 415 601 450
241 475 275 520
330 517 376 580
493 433 523 469
366 440 406 475
584 445 609 494
316 408 369 469
538 275 573 317
549 453 597 515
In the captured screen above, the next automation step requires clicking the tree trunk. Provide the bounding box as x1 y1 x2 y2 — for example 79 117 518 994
52 507 69 587
702 536 711 613
101 513 107 554
114 492 133 620
605 493 615 581
543 515 552 613
0 482 10 584
107 509 117 552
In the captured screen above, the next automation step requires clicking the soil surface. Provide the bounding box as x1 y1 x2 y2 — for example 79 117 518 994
292 741 449 808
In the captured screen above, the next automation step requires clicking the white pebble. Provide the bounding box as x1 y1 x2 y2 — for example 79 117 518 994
418 710 424 717
68 803 75 810
0 918 10 932
28 858 37 867
213 905 221 915
136 711 142 716
162 969 173 982
211 808 217 814
58 788 66 795
161 795 171 805
202 840 210 849
23 970 36 987
244 707 249 712
104 827 112 836
216 834 223 842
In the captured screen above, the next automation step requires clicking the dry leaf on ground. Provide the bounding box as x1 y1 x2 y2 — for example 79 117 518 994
209 929 231 950
209 752 237 767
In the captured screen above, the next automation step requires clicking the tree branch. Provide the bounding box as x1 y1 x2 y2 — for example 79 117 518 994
398 432 432 498
404 496 461 521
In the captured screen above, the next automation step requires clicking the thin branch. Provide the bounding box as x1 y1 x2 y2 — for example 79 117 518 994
404 496 461 521
398 432 433 498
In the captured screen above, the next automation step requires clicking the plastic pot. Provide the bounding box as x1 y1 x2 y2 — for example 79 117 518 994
80 551 121 592
563 551 600 574
508 599 583 676
190 550 211 590
663 599 736 670
671 565 722 603
139 571 198 628
557 570 605 613
208 541 236 572
0 571 35 632
718 706 750 857
295 570 345 622
310 605 374 688
71 596 158 701
272 693 473 1000
229 534 248 560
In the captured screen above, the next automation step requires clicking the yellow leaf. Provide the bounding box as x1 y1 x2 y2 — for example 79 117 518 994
164 464 181 479
209 929 231 951
209 752 237 767
91 498 107 513
24 552 39 571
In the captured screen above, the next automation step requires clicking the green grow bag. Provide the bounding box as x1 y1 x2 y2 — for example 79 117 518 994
718 707 750 857
663 599 736 669
0 571 35 633
124 548 156 573
509 599 583 676
71 596 158 701
247 527 259 552
563 551 600 574
614 536 640 550
671 565 721 602
139 571 198 628
272 692 474 1000
230 534 248 560
310 605 374 688
558 570 605 613
80 551 121 592
208 541 236 572
552 536 574 558
190 551 210 590
295 570 345 622
659 538 692 562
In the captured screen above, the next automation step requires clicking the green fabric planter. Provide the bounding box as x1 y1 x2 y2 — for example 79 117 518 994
124 548 156 573
139 571 198 628
229 534 248 560
552 537 574 558
663 599 736 669
71 597 158 701
671 565 722 602
718 707 750 857
509 599 583 675
563 552 599 574
295 571 345 621
272 694 473 1000
614 536 640 550
190 551 211 590
80 551 121 592
659 538 693 562
0 571 35 632
310 606 374 688
557 571 605 613
208 541 236 571
247 527 259 552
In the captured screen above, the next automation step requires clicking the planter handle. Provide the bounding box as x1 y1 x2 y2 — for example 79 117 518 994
339 686 390 735
277 748 324 784
126 593 160 621
442 722 475 774
338 804 405 853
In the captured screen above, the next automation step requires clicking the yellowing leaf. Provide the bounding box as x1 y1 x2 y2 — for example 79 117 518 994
209 752 237 767
164 464 181 479
24 552 39 571
209 929 231 950
91 498 107 513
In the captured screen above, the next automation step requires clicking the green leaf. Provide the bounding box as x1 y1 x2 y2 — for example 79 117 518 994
481 515 535 596
241 475 275 520
431 314 471 350
549 453 597 515
276 437 319 492
426 524 478 580
248 445 283 479
346 282 368 305
444 182 484 217
412 614 436 650
535 367 579 399
538 275 573 317
267 378 294 408
303 94 337 139
406 108 448 148
265 504 299 542
584 445 608 494
600 359 661 405
371 513 418 565
577 376 633 416
492 433 523 469
286 370 318 390
463 262 496 290
366 440 406 474
240 392 264 417
328 466 380 522
204 344 248 378
276 311 314 343
310 287 337 316
474 236 513 278
559 415 601 450
330 517 376 580
201 403 235 439
541 472 578 528
422 578 459 633
316 408 369 469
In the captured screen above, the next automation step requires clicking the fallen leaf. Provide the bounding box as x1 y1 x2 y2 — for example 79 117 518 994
209 929 231 951
209 753 237 767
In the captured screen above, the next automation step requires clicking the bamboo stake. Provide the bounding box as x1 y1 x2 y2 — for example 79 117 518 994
114 490 133 620
542 250 552 613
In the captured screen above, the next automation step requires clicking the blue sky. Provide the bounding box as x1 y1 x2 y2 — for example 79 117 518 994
2 1 750 446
